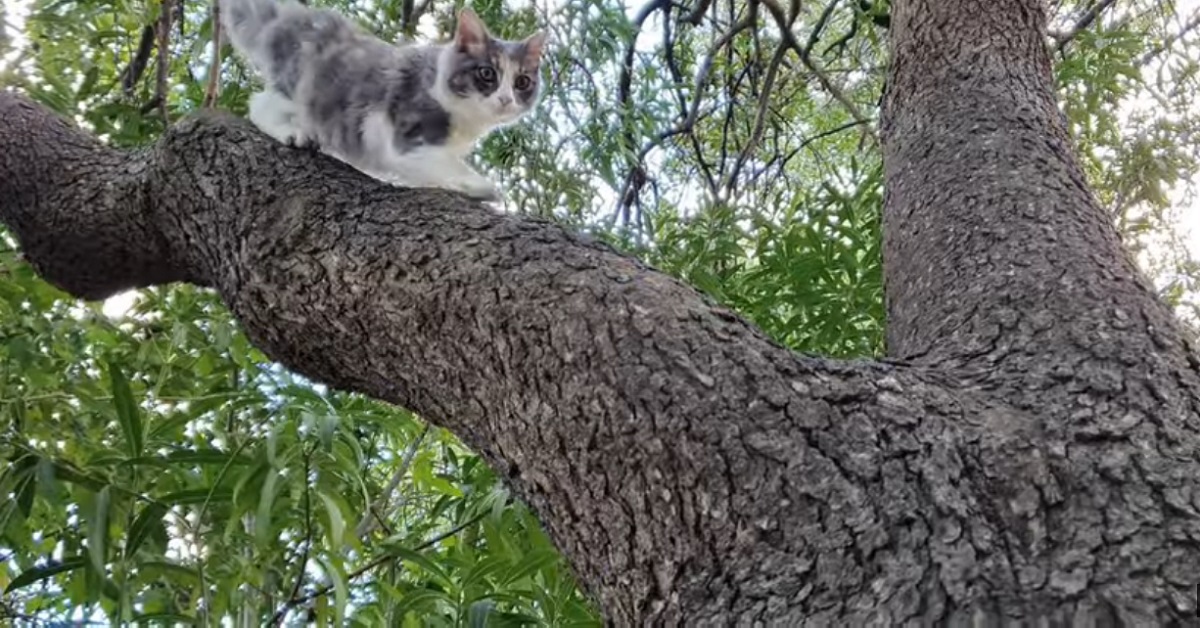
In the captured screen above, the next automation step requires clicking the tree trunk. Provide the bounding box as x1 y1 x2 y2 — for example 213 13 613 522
1 0 1198 623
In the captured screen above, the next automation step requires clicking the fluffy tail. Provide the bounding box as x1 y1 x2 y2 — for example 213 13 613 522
220 0 283 72
220 0 359 95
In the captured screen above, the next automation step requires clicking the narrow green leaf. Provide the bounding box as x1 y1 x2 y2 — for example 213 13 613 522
87 486 111 575
48 460 108 491
462 555 510 590
121 449 254 468
159 488 234 505
317 490 346 550
139 560 202 585
14 465 36 518
125 501 168 558
131 614 198 625
255 469 282 547
502 549 559 586
6 556 87 593
392 587 454 618
316 556 348 625
385 546 453 589
107 360 143 458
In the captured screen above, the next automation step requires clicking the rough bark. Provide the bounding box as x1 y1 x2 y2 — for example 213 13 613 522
1 0 1199 623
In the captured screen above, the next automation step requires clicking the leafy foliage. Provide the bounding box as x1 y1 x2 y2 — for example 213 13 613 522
2 0 1200 623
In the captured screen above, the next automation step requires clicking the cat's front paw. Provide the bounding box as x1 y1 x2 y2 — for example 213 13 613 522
285 134 320 151
459 179 502 203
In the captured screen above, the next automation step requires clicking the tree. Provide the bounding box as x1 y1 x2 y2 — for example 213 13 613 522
3 0 1200 624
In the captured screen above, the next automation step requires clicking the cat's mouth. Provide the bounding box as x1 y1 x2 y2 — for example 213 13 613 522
494 105 523 120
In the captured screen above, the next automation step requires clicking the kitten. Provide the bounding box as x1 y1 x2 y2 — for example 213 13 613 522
221 0 546 201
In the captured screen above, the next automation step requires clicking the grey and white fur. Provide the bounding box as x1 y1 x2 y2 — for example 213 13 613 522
220 0 546 201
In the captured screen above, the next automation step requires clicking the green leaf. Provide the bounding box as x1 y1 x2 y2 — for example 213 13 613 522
384 546 454 589
317 490 347 550
87 486 111 575
139 560 202 585
462 554 510 590
316 556 349 624
159 487 234 505
131 614 198 625
502 548 559 586
255 468 283 547
122 448 254 468
48 460 109 491
107 359 143 458
391 587 454 618
6 556 87 593
125 501 169 558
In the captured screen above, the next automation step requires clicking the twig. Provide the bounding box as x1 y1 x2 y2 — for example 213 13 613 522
757 0 876 143
1137 8 1200 67
120 26 156 96
269 447 316 626
203 0 222 107
353 423 430 539
617 0 667 111
1053 0 1120 53
612 13 751 219
805 0 842 54
154 0 173 125
727 41 788 190
679 0 712 26
615 0 670 227
747 118 871 188
276 507 493 615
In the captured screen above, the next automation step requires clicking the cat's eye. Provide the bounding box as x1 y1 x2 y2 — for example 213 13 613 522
475 66 497 83
514 75 533 91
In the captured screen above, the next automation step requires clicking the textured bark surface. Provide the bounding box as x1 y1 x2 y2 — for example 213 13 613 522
1 0 1199 623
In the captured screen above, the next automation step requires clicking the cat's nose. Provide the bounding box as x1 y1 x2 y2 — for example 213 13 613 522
499 94 513 106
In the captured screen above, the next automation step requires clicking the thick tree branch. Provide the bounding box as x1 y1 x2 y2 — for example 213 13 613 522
882 0 1190 373
0 91 969 622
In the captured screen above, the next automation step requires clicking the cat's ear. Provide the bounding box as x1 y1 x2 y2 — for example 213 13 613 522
455 8 489 52
522 31 547 66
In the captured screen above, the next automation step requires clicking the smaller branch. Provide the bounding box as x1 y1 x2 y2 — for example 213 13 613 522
120 26 156 96
1053 0 1119 53
612 12 752 215
726 41 788 190
278 507 493 615
747 118 870 188
154 0 174 125
805 0 842 54
203 0 222 108
614 0 670 229
1138 8 1200 67
679 0 712 26
617 0 668 112
398 0 434 37
353 423 430 539
757 0 876 143
175 0 185 40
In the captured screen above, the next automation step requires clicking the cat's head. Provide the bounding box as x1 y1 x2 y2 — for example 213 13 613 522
438 9 546 124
